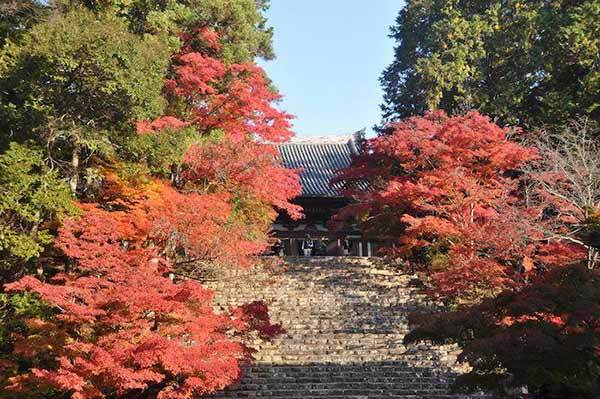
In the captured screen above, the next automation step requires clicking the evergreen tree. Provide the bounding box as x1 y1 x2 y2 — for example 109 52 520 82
381 0 600 129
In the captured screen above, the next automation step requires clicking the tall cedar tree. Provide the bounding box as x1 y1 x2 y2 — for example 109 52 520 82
381 0 599 129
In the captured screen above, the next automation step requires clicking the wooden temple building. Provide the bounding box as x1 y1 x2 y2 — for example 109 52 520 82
272 133 377 256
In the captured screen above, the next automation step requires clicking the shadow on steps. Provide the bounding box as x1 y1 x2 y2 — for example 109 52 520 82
207 360 487 399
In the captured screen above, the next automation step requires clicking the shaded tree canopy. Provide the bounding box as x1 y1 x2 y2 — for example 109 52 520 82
55 0 274 62
0 0 49 46
406 264 600 399
0 8 171 149
0 142 76 281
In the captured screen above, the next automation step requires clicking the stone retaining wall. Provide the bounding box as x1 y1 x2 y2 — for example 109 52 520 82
205 256 486 399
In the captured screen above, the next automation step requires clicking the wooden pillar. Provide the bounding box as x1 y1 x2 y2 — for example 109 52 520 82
284 239 292 256
291 239 298 256
367 241 372 257
358 241 363 257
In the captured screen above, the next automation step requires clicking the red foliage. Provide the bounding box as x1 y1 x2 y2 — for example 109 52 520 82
180 27 222 54
145 183 270 268
136 116 190 134
197 28 221 51
163 33 294 143
138 28 301 251
405 264 600 397
4 191 283 399
189 62 294 143
335 112 585 299
182 138 302 220
166 52 226 97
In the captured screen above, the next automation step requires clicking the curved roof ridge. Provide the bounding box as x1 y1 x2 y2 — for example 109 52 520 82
288 136 352 145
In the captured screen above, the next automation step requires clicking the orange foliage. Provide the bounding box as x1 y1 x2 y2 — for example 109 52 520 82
5 188 283 399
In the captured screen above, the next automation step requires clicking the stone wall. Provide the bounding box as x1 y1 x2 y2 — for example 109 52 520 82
204 256 487 399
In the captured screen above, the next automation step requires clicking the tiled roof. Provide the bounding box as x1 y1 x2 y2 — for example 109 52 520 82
277 135 360 198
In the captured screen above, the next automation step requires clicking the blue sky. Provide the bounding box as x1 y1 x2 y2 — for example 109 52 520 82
259 1 402 137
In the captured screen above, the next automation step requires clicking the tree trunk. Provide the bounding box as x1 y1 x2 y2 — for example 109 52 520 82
69 141 80 194
588 247 598 270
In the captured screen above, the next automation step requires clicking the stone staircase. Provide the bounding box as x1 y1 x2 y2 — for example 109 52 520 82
204 256 485 399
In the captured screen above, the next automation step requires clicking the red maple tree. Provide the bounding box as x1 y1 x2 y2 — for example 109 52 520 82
138 27 302 261
182 138 302 219
405 263 600 398
335 112 585 300
160 28 294 144
4 186 283 399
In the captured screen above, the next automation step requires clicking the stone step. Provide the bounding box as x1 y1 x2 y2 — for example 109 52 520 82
208 363 484 399
203 257 487 399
